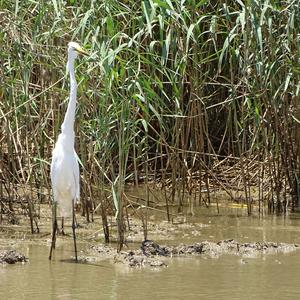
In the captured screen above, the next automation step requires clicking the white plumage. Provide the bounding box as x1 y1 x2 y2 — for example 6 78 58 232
50 42 85 217
50 133 79 217
49 42 88 261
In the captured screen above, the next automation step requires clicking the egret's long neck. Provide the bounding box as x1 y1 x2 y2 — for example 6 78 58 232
61 55 77 136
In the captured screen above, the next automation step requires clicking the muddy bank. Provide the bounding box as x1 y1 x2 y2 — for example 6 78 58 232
90 239 299 268
0 250 27 264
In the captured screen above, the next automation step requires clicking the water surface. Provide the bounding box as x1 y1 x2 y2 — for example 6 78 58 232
1 209 300 299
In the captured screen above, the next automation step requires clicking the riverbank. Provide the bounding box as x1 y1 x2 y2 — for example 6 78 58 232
1 204 300 268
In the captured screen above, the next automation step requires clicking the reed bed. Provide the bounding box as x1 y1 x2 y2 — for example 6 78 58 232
1 0 300 248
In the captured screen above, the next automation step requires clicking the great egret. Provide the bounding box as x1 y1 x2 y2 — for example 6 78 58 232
49 42 88 261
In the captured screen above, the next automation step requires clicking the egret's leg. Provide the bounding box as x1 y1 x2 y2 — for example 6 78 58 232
72 200 78 262
61 217 65 235
74 202 79 228
49 202 58 260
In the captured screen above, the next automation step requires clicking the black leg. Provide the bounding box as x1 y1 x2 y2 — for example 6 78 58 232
61 217 65 235
49 202 57 260
72 200 78 262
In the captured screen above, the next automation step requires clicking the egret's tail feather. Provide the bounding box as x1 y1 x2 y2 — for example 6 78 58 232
57 197 73 218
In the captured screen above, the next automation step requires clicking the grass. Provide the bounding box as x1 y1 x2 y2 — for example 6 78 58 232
1 0 300 248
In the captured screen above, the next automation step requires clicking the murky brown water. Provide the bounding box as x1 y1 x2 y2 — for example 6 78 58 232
1 208 300 299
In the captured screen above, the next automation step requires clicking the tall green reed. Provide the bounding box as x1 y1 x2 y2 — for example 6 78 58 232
1 1 300 246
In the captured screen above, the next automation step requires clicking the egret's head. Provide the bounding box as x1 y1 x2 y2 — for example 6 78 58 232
68 42 88 59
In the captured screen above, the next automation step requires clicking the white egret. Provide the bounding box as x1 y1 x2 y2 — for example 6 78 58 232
49 42 88 261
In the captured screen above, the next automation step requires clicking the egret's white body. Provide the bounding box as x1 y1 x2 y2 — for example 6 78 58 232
49 42 87 261
51 136 79 217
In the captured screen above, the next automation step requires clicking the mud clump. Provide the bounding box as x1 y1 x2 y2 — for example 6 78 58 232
141 239 298 258
216 239 299 257
141 240 170 257
116 250 167 268
92 243 167 268
91 244 117 257
91 239 298 268
0 250 27 264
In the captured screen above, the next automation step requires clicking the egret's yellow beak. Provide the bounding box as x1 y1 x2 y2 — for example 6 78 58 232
75 46 88 56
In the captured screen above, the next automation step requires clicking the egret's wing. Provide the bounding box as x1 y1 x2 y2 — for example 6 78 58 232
50 157 57 184
73 151 80 201
50 154 59 202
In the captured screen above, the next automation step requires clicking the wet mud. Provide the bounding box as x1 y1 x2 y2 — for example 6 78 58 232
0 250 27 264
1 205 299 268
90 239 299 268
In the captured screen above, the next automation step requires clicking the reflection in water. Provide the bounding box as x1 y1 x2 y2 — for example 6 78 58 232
1 211 300 299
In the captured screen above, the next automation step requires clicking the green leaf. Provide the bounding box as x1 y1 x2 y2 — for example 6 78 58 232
153 0 170 9
141 119 148 133
162 29 172 65
142 1 153 37
284 73 292 92
186 24 195 53
218 25 238 73
52 0 59 18
165 0 174 10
